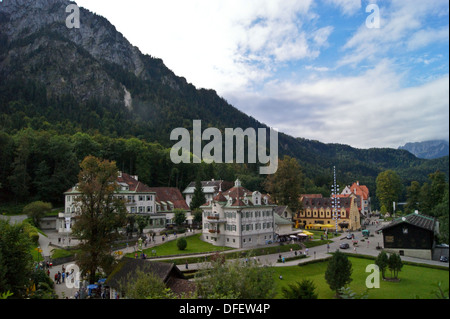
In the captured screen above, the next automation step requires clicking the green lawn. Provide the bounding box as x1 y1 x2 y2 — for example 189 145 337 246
126 233 232 258
274 256 449 299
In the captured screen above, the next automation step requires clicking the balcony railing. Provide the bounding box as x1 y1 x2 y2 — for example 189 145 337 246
208 229 220 234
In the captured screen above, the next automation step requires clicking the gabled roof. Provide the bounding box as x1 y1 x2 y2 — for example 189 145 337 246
65 172 154 194
301 195 361 212
344 182 369 200
381 213 436 232
183 180 233 194
213 191 227 202
118 173 156 193
274 213 294 225
148 187 190 211
274 205 292 216
105 258 183 288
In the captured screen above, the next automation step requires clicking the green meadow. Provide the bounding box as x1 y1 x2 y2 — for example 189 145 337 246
273 256 449 299
125 233 232 258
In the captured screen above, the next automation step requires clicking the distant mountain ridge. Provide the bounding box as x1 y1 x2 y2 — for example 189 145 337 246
399 140 449 159
0 0 448 195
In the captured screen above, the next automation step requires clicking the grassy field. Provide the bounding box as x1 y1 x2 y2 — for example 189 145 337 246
125 233 233 258
273 256 449 299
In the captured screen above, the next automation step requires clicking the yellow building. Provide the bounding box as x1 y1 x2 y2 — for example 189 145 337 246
295 194 361 231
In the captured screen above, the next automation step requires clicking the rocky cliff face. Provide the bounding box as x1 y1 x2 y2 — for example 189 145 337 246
0 0 183 106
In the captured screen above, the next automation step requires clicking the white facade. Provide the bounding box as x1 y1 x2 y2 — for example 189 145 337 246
57 173 157 233
182 179 230 207
201 180 275 248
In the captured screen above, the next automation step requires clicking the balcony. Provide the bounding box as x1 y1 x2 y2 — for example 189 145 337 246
206 215 226 223
208 229 220 234
59 212 76 218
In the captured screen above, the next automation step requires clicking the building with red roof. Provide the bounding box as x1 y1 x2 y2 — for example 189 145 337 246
341 181 371 216
59 172 179 233
200 179 276 248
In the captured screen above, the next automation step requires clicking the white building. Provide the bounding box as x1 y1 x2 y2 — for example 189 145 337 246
200 179 276 248
182 179 233 208
57 172 163 233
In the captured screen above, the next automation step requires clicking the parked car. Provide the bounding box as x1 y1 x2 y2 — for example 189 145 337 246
440 256 449 263
340 243 350 249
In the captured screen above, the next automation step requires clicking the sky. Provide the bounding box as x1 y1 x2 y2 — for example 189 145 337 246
75 0 449 149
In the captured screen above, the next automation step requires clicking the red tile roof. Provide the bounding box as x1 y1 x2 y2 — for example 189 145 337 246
117 173 153 193
148 187 190 211
347 182 369 200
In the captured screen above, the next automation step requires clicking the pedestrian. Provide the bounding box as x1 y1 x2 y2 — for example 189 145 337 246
305 248 309 255
314 251 316 259
54 272 58 283
185 261 188 270
62 271 65 283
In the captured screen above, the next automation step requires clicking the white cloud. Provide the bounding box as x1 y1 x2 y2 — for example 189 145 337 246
228 61 449 149
339 0 449 68
407 26 449 51
75 0 449 149
325 0 362 16
76 0 331 93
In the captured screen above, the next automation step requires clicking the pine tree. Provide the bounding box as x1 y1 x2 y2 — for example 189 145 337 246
190 177 205 211
375 250 389 279
325 250 353 297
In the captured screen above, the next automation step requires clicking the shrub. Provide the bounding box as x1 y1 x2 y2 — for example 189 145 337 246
177 237 187 251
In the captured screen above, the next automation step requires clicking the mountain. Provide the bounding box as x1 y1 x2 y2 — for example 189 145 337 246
399 140 449 160
0 0 448 203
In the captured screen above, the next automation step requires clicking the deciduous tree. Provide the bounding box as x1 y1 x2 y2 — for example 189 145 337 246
71 156 128 283
263 155 304 212
23 201 52 227
376 170 403 213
